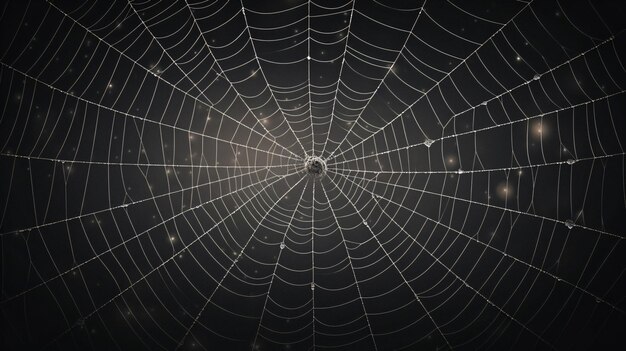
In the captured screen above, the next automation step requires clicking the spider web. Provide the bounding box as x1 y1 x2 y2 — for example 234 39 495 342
1 0 625 350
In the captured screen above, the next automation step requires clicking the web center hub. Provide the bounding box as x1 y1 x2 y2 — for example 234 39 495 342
304 156 327 178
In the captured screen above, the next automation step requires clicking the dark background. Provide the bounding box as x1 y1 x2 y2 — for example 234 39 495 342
1 0 625 350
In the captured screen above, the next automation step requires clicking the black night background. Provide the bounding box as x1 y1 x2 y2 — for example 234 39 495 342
1 0 625 350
